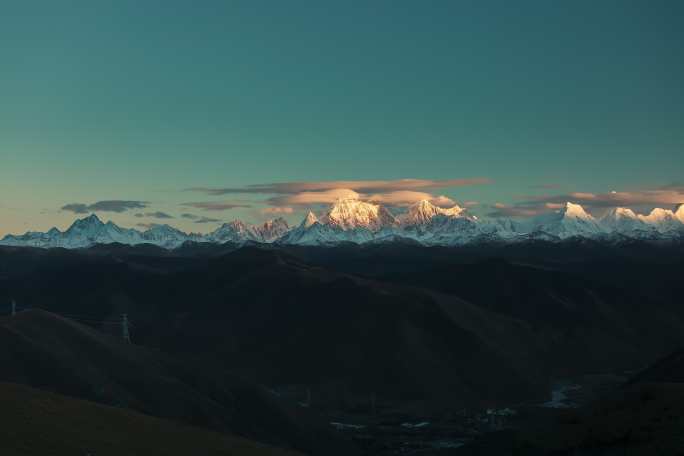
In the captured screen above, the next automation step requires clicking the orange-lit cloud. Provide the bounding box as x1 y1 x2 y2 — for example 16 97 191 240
181 202 252 211
488 203 545 217
187 178 488 210
489 187 684 218
367 191 456 207
269 189 460 208
270 189 361 205
187 178 489 195
530 189 684 208
261 206 295 215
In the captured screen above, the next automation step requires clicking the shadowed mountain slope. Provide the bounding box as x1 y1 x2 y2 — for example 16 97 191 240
0 382 303 456
458 351 684 455
2 243 684 411
0 310 355 456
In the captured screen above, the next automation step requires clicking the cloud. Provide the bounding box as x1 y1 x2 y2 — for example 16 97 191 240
367 191 456 207
488 187 684 218
135 211 174 219
526 189 684 209
487 202 549 218
181 202 252 211
530 184 562 190
62 204 91 214
136 223 154 229
660 183 684 191
268 189 361 206
62 200 147 214
267 188 462 208
186 178 489 211
487 201 566 218
186 178 490 195
177 213 221 223
261 206 295 215
194 216 222 224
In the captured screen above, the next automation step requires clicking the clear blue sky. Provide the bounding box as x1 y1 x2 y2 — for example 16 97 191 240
1 1 683 234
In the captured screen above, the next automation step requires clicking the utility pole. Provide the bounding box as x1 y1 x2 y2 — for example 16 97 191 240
122 313 131 343
11 299 16 317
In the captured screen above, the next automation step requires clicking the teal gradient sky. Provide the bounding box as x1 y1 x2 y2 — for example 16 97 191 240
1 1 683 235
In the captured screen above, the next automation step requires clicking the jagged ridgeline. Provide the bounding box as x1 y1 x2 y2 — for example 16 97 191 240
2 199 683 249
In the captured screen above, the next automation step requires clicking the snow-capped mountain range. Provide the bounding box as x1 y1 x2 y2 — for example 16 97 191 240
0 214 290 249
2 200 683 249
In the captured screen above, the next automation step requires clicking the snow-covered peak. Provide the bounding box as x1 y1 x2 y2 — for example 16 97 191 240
301 211 319 228
561 202 593 220
144 224 184 236
66 213 105 232
2 201 682 250
208 220 253 243
529 202 603 239
401 200 465 225
600 207 651 235
675 204 684 223
254 218 290 242
637 207 682 234
603 207 638 220
139 224 188 248
638 207 676 224
321 199 396 231
262 217 289 231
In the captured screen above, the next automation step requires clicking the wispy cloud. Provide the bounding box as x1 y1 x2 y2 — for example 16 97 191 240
194 216 222 224
660 183 684 191
62 200 147 214
527 189 684 209
179 213 221 223
261 206 295 215
181 202 252 211
267 189 459 208
488 187 684 218
530 184 562 190
367 191 456 207
186 178 490 196
487 202 558 218
185 178 488 210
134 211 174 219
268 189 360 206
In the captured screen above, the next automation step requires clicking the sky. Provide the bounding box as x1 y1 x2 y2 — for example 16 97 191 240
1 0 683 235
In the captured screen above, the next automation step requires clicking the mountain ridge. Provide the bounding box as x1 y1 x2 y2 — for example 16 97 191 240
2 199 683 249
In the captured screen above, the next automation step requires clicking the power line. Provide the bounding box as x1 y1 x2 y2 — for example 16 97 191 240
2 300 134 344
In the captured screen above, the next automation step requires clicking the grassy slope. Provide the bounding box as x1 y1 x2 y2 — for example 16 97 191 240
0 382 302 456
0 310 356 456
